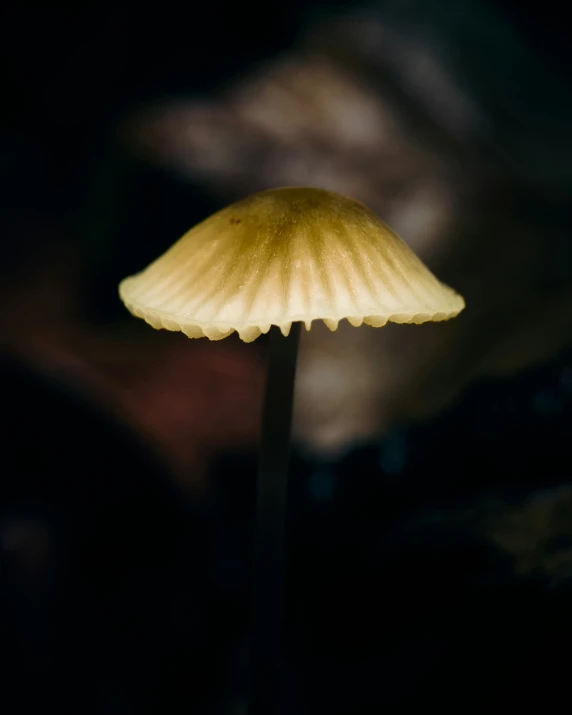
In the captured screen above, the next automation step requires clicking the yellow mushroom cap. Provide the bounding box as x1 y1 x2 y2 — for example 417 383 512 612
119 187 465 342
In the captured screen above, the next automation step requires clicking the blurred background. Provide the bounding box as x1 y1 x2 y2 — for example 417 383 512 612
1 0 571 712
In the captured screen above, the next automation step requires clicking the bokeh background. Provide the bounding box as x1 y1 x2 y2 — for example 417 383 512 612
2 1 571 712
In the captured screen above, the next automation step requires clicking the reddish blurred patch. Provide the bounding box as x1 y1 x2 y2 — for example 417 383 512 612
3 238 265 491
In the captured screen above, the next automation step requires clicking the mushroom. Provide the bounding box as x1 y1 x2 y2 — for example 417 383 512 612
119 186 465 713
120 187 464 342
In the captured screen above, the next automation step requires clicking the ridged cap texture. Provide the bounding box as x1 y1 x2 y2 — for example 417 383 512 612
119 187 465 342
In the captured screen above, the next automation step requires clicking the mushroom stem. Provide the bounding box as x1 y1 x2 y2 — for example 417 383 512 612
251 322 301 715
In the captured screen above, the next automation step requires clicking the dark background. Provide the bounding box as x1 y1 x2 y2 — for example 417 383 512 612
1 1 571 713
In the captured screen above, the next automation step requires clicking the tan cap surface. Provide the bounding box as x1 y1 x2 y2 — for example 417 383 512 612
119 187 465 342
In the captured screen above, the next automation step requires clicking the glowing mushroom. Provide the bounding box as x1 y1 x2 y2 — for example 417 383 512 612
119 187 464 342
118 186 465 714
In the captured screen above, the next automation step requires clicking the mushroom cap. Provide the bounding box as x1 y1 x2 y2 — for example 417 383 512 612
119 187 465 342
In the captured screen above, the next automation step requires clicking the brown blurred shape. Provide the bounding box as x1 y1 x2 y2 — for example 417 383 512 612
121 14 572 457
2 238 265 490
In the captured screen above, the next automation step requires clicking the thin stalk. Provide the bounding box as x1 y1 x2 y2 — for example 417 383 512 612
250 322 301 715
